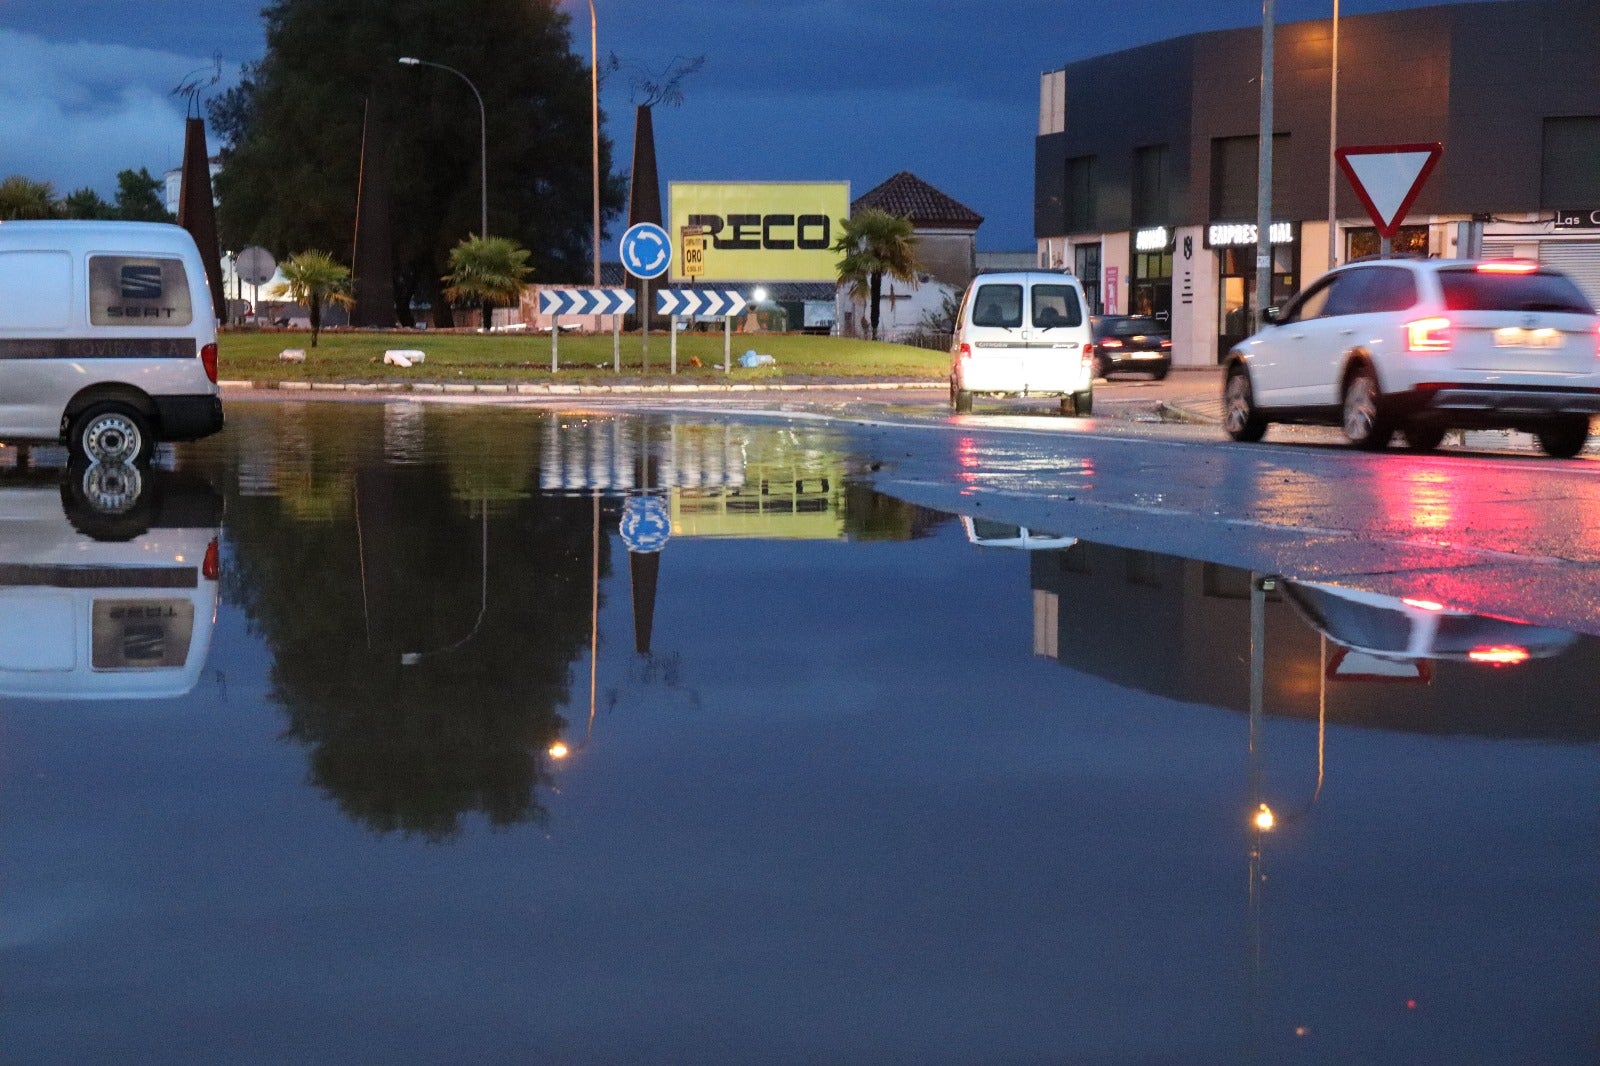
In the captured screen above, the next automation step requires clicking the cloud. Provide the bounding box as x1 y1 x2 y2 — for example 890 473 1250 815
0 29 234 196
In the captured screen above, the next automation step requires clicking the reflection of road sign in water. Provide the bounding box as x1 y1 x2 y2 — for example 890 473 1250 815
619 496 671 553
621 223 672 280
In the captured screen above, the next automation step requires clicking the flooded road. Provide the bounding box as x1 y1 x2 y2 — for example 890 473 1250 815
2 402 1596 1064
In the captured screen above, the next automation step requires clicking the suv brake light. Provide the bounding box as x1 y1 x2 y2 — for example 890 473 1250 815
201 342 219 384
1406 316 1452 353
1476 260 1538 275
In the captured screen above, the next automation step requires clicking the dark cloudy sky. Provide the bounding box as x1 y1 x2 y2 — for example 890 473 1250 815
0 0 1495 249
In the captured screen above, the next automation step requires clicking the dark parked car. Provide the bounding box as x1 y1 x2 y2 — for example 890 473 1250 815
1091 315 1171 380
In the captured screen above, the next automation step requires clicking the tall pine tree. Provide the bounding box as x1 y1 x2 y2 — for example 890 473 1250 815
212 0 622 325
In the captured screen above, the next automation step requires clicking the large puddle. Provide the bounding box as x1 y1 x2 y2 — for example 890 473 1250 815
2 403 1595 1063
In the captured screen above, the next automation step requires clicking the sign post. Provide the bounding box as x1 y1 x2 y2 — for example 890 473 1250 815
1334 142 1443 258
537 288 637 372
621 222 671 373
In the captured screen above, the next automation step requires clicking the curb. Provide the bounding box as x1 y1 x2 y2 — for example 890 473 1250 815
219 379 948 395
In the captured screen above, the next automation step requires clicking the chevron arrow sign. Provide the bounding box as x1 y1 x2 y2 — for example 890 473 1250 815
538 288 637 316
656 289 749 318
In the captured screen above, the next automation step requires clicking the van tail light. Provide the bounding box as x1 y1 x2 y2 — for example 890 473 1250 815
1406 316 1452 353
200 342 219 384
203 537 221 582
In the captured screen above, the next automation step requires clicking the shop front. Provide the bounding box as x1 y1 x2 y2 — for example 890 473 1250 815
1131 226 1174 325
1206 221 1299 362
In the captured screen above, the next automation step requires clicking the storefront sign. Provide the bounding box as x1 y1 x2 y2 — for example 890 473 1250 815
1135 226 1171 252
1105 265 1120 313
1555 209 1600 229
1205 221 1294 248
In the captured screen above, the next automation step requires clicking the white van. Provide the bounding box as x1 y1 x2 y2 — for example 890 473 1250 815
949 271 1095 415
0 220 224 463
0 464 222 700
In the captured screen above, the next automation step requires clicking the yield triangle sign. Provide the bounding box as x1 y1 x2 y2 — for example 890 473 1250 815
1335 142 1443 238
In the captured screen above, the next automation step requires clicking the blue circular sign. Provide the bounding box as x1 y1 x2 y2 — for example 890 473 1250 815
620 222 672 280
619 495 671 553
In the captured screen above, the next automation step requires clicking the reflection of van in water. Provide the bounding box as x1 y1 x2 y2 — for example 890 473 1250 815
0 465 222 699
0 220 224 463
961 516 1078 551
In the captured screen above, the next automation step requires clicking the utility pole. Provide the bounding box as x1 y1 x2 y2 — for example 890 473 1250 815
1255 0 1276 332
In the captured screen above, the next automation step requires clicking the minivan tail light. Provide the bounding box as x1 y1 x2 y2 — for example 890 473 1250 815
958 342 972 361
201 342 219 384
1406 316 1452 353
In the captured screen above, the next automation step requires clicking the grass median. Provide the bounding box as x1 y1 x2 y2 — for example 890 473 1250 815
217 329 949 385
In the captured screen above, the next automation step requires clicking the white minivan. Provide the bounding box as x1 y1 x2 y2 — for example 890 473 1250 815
949 271 1096 415
0 220 224 463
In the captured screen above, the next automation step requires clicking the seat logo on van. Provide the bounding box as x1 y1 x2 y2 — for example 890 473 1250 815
118 265 164 300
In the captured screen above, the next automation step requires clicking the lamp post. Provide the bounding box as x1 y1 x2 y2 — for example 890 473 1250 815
398 56 488 239
1327 0 1341 269
589 0 601 286
1255 0 1276 334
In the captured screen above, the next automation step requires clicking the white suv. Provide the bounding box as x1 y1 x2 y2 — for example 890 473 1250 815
1222 259 1600 457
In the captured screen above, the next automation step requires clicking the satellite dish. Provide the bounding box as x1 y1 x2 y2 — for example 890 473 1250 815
235 245 276 286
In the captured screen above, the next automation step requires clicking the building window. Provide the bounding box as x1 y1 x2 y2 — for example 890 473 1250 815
1132 144 1169 228
1074 242 1102 315
1065 155 1096 233
1211 134 1290 221
1346 225 1429 260
1542 117 1600 208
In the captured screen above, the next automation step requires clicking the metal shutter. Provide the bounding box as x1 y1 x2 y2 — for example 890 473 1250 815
1539 241 1600 309
1481 239 1520 260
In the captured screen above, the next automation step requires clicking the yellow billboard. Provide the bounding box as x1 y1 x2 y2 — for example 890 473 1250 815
668 182 849 282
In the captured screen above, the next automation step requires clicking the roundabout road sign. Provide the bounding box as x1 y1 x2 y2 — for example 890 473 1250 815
620 222 671 280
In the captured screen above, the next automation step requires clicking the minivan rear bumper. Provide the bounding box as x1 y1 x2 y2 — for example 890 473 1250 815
155 394 224 441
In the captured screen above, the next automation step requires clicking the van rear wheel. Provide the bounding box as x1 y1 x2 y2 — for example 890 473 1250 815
1061 390 1092 417
70 402 152 464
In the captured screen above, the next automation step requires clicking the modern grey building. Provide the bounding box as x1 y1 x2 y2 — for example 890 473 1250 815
1034 0 1600 365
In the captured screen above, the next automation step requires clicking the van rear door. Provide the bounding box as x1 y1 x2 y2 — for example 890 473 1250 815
1025 282 1087 393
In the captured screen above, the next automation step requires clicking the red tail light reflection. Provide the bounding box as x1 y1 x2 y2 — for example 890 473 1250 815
1468 645 1531 666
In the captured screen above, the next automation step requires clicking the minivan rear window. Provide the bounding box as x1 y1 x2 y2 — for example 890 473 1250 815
1031 284 1084 328
1438 269 1594 314
88 256 194 327
971 284 1023 328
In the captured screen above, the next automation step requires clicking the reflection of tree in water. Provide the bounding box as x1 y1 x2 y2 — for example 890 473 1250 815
223 459 605 840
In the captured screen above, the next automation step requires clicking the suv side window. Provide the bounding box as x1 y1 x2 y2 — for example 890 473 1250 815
1282 275 1338 323
1320 270 1370 317
1354 266 1418 313
971 284 1023 328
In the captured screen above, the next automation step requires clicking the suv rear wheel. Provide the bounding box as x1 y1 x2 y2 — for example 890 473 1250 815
1535 415 1590 459
1401 423 1446 453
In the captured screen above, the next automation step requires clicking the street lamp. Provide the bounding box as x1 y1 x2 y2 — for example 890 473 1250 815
398 56 488 239
588 0 601 286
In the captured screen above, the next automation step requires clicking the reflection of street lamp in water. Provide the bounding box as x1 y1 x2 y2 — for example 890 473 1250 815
1245 572 1326 1056
399 499 489 665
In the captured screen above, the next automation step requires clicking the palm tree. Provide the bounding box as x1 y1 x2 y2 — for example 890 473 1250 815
442 235 533 331
0 175 60 220
272 250 354 347
833 208 919 341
